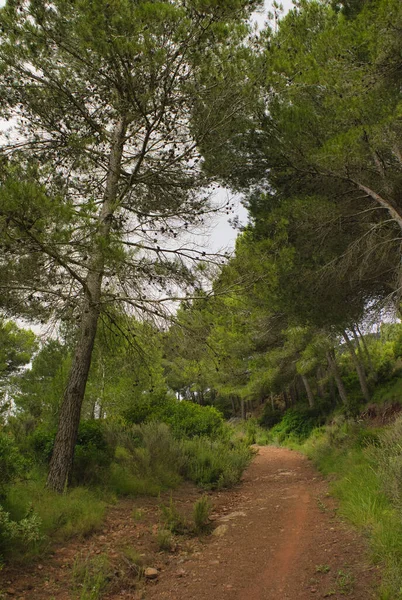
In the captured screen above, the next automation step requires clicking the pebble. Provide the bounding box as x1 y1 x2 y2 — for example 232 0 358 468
145 567 158 580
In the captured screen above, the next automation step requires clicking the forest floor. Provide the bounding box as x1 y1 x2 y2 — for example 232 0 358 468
0 446 379 600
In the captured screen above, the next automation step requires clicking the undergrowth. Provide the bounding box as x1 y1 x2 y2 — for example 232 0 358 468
1 421 253 563
296 417 402 599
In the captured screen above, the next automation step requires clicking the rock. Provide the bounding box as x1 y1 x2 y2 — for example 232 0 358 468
6 589 16 596
219 511 246 522
176 569 186 578
212 524 229 537
145 567 158 580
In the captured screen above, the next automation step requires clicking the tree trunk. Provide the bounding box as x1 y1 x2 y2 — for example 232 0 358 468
351 326 366 369
316 367 326 399
270 392 275 411
355 323 376 378
301 374 314 408
240 398 246 420
46 118 127 493
343 330 370 403
328 373 337 405
326 350 348 405
230 396 236 417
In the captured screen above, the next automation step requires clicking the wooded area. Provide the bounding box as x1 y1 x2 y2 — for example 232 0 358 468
1 0 402 597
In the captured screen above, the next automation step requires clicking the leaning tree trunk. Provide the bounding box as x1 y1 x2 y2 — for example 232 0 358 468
240 398 246 420
326 350 348 405
46 119 126 493
343 330 370 403
301 374 315 408
355 323 377 380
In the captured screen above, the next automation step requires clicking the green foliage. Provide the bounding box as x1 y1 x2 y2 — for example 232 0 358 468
0 506 42 559
0 433 27 496
269 406 325 443
71 421 114 486
124 395 224 439
193 495 212 534
180 437 253 489
259 405 283 429
299 418 402 599
159 496 188 535
72 554 112 600
156 528 174 552
5 482 106 544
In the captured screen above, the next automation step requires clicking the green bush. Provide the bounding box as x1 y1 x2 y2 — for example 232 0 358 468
269 405 325 443
124 394 224 439
71 421 114 486
0 505 42 559
0 432 27 495
29 427 56 464
299 418 402 599
193 495 212 533
180 437 253 489
259 404 283 429
30 421 114 485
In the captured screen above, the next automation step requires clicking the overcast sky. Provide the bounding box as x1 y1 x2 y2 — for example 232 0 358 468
0 0 295 255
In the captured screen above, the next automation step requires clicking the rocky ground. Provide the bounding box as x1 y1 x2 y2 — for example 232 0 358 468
0 447 378 599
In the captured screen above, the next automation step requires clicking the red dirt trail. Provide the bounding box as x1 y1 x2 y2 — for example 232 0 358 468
0 446 378 600
146 446 377 600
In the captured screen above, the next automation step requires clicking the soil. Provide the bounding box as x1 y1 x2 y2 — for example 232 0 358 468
0 446 378 600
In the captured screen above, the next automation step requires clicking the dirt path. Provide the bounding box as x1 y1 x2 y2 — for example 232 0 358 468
146 446 377 600
0 447 378 599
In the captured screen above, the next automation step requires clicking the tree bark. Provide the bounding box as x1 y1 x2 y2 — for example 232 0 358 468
351 326 366 368
355 323 376 378
301 374 314 408
343 330 370 403
316 366 326 399
240 398 246 420
46 118 127 493
326 350 348 405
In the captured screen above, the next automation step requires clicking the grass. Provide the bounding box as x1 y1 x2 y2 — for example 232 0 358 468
159 495 188 534
192 495 212 534
2 481 106 560
156 528 174 551
72 553 112 600
298 420 402 599
1 421 254 563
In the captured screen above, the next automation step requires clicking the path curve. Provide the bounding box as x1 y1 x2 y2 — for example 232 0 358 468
146 446 377 600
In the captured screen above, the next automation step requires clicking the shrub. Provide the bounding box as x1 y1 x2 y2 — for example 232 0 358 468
72 553 112 600
5 481 106 544
159 496 188 534
29 427 56 464
193 495 212 533
181 438 253 489
0 432 27 496
259 404 283 429
372 417 402 510
156 528 174 551
71 420 114 486
0 505 42 559
269 406 325 443
124 395 224 439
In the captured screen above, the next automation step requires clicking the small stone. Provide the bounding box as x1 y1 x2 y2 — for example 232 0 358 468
310 588 317 593
145 567 158 580
176 569 186 578
37 565 43 570
212 524 229 537
6 589 16 596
